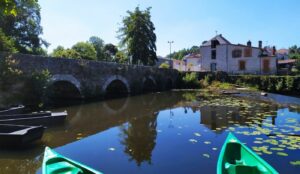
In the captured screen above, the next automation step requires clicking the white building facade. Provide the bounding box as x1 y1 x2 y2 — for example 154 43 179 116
200 35 277 74
182 53 202 72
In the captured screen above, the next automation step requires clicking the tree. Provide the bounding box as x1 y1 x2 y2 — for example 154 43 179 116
0 0 17 16
115 51 128 64
72 42 97 60
103 43 118 61
119 7 157 65
0 0 48 54
168 46 200 60
288 45 300 73
0 29 16 53
89 36 105 60
159 62 170 69
51 46 81 59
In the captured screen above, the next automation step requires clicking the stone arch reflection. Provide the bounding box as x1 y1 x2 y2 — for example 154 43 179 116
120 112 158 166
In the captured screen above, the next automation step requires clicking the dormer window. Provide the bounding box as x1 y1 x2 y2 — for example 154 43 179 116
232 49 242 58
211 40 220 48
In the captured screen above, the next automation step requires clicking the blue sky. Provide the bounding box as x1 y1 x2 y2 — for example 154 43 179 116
40 0 300 56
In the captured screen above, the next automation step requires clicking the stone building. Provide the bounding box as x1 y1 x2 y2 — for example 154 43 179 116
200 34 278 74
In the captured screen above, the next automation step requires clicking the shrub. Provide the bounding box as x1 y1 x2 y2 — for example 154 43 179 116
182 72 199 88
204 74 213 86
285 76 294 91
159 62 170 69
275 78 284 92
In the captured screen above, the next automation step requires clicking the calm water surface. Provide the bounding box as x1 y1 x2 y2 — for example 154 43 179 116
0 91 300 174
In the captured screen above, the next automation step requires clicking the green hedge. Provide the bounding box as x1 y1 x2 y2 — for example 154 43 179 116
228 75 300 94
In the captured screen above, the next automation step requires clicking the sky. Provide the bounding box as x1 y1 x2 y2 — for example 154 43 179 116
39 0 300 56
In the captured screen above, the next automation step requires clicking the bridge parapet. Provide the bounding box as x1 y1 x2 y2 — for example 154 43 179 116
0 53 179 99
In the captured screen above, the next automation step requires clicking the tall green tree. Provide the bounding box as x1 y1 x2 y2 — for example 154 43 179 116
119 7 157 65
0 0 48 54
89 36 105 60
0 0 17 16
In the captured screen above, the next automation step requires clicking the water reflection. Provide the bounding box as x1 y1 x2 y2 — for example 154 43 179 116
0 91 299 174
120 112 158 166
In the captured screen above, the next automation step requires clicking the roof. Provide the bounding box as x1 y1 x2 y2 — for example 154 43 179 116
183 53 201 59
277 49 289 55
201 34 231 46
278 59 296 64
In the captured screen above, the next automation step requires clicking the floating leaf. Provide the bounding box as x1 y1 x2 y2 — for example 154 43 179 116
254 141 263 144
276 152 288 156
108 148 116 151
203 154 210 158
204 141 211 145
194 133 201 137
270 147 284 151
189 139 198 144
290 161 300 166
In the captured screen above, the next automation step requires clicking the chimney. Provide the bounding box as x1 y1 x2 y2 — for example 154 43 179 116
272 46 276 55
247 40 252 47
258 41 262 49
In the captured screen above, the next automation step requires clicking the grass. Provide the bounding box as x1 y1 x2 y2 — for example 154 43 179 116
207 81 235 90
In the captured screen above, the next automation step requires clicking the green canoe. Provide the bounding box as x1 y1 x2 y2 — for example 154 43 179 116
43 147 103 174
217 133 279 174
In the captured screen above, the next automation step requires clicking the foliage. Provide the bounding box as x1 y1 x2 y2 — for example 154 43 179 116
26 69 51 104
0 0 48 54
167 46 200 60
203 74 213 86
51 46 81 59
0 28 16 53
71 42 97 60
288 45 300 73
159 62 170 69
89 36 105 61
0 0 17 16
119 7 157 65
181 72 199 88
0 55 23 89
115 51 128 64
207 81 235 90
228 75 300 95
103 43 118 61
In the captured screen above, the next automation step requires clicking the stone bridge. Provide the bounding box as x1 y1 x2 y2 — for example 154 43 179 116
1 53 179 99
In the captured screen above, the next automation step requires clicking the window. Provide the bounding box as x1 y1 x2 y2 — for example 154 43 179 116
211 40 220 48
211 50 216 59
211 63 217 71
244 48 252 57
239 60 246 71
232 49 242 58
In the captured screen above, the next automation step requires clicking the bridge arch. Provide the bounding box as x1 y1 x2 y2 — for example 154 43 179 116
102 75 130 96
47 74 83 99
142 76 157 92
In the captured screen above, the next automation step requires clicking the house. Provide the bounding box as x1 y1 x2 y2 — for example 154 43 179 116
182 53 202 72
200 34 278 74
276 48 289 60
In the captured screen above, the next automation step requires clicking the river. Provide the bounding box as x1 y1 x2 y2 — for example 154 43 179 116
0 91 300 173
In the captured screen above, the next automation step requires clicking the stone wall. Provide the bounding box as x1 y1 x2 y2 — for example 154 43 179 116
0 53 179 98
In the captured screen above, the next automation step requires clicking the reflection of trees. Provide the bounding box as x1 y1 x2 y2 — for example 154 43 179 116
120 112 158 166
